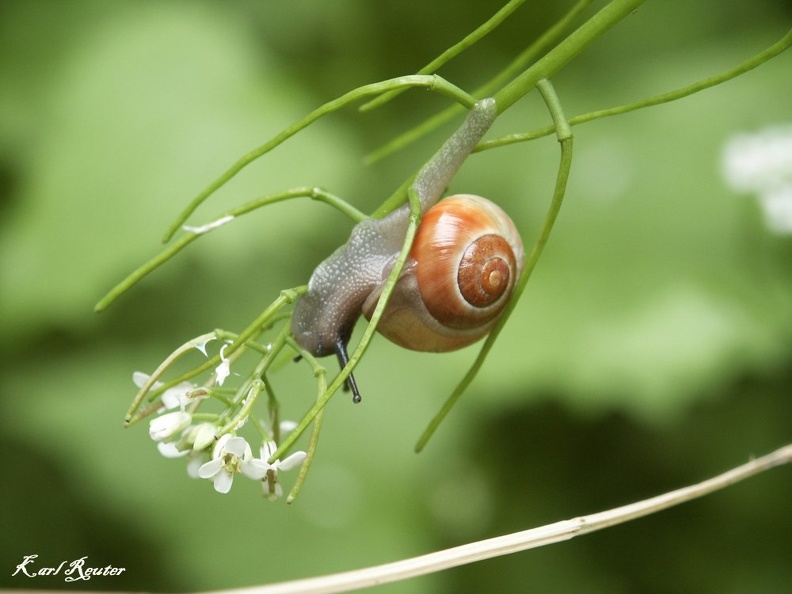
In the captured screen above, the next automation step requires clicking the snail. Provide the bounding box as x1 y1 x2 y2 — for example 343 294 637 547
290 98 522 402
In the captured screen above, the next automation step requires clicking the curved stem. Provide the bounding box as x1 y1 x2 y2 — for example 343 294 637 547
364 0 594 165
95 188 364 313
161 75 478 242
222 445 792 594
359 0 527 112
218 379 265 436
416 79 573 452
285 337 327 504
478 27 792 152
124 331 216 424
141 287 305 412
493 0 646 114
271 99 498 462
271 189 424 463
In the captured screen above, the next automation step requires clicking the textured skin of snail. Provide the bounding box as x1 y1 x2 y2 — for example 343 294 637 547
361 194 524 352
291 99 498 360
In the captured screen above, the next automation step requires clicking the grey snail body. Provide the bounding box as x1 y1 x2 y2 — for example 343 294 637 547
290 99 521 401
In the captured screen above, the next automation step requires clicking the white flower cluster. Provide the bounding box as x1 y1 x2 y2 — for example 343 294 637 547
133 339 306 500
722 124 792 234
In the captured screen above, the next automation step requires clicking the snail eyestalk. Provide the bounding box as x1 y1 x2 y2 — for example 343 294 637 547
335 337 362 404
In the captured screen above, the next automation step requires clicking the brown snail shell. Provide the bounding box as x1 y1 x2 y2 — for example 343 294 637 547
362 194 524 352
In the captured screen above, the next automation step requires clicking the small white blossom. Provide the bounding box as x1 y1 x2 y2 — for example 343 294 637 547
149 411 192 441
197 435 267 494
722 124 792 234
257 440 307 500
280 420 298 435
188 423 217 452
215 344 231 386
157 441 190 458
133 372 197 411
187 454 207 479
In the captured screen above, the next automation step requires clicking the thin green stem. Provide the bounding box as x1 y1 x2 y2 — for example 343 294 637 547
95 188 362 313
478 27 792 151
97 233 197 313
124 331 216 424
285 336 327 504
364 0 593 165
359 0 527 112
493 0 646 113
161 75 478 243
265 376 280 443
416 79 573 452
218 379 265 436
271 185 425 462
132 288 304 419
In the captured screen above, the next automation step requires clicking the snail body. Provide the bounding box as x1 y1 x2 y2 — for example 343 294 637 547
290 98 515 401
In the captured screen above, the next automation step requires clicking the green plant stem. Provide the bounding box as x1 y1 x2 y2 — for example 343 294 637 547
285 337 327 504
218 322 292 435
271 184 425 463
124 331 216 424
161 75 478 243
364 0 593 165
95 188 363 313
493 0 646 114
359 0 527 112
416 78 573 452
129 288 305 424
478 27 792 151
272 1 643 460
218 379 265 436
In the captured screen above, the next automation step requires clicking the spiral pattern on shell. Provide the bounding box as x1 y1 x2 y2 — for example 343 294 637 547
412 194 523 329
362 194 524 352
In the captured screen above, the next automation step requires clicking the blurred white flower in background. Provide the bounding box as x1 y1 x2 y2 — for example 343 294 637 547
722 124 792 234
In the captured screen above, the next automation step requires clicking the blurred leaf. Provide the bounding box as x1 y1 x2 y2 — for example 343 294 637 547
0 2 357 343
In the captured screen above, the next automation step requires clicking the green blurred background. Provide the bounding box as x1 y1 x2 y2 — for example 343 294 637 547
1 1 791 592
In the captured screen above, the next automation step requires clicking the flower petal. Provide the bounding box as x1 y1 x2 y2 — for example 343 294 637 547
212 434 232 457
187 456 205 479
215 344 231 386
149 412 192 441
260 440 277 461
240 459 269 480
213 471 233 494
224 436 250 458
191 423 216 452
279 420 298 435
132 371 154 388
277 451 307 472
157 442 189 458
160 381 195 410
198 458 222 479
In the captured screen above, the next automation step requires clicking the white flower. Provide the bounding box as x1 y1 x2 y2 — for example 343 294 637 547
257 440 307 500
187 454 207 479
149 411 192 441
722 124 792 234
197 435 267 494
157 441 190 458
215 344 231 386
132 372 197 411
279 420 298 436
188 423 217 452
